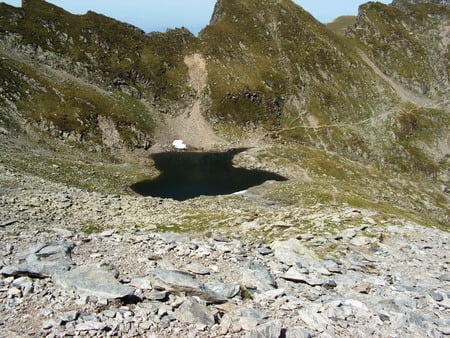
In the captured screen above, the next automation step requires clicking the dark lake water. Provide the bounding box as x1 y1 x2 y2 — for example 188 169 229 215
130 148 287 201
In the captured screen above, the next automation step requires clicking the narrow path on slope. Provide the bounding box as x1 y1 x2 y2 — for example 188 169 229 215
358 50 434 108
271 51 438 137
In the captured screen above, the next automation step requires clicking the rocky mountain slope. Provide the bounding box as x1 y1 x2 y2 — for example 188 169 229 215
0 176 449 337
0 0 449 336
348 0 450 99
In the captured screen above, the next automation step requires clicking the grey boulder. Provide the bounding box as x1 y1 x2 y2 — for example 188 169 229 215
241 260 277 292
53 265 135 299
0 241 75 278
151 269 227 304
175 297 216 326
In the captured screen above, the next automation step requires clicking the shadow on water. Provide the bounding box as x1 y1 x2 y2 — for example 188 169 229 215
130 148 287 201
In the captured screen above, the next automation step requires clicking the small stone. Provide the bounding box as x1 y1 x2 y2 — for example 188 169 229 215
215 242 234 253
103 309 117 318
273 221 292 228
139 321 153 330
144 291 168 301
273 248 303 266
355 284 372 294
439 298 450 309
208 283 240 299
185 263 210 275
350 236 371 246
343 299 368 311
157 232 189 244
196 322 207 331
213 235 231 242
438 273 450 282
60 310 79 323
284 326 314 338
42 320 55 330
53 265 135 299
340 229 357 239
438 327 450 335
248 320 282 338
323 260 341 274
241 260 277 291
281 267 325 286
239 317 260 331
99 229 115 237
52 228 73 237
75 321 105 331
159 316 171 329
152 269 226 304
175 298 215 326
1 241 75 278
378 313 390 322
219 313 233 335
258 247 273 256
322 280 337 289
39 308 54 318
12 276 33 296
130 276 152 290
429 290 444 302
254 288 286 302
7 287 21 298
240 307 269 320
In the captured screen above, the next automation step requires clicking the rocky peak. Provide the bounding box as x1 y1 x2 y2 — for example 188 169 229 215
392 0 450 7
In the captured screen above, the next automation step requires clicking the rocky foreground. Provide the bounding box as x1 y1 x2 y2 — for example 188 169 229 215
1 164 450 337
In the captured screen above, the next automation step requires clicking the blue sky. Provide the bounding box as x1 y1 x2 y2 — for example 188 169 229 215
1 0 390 34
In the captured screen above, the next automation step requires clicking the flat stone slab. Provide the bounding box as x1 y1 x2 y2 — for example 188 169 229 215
1 241 75 278
281 267 326 286
249 320 282 338
208 282 240 299
151 269 227 304
175 297 215 326
53 265 135 299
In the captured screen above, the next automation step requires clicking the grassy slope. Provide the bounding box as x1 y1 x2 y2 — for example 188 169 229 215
326 16 356 36
248 144 449 230
0 0 200 146
348 1 450 98
199 0 396 129
0 52 156 147
0 0 198 99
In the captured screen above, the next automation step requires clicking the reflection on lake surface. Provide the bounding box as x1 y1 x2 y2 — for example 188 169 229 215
130 148 287 201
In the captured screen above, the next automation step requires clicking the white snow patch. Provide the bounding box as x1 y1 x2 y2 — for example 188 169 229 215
172 140 187 150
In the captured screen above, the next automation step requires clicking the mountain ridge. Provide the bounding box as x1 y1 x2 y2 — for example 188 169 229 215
0 0 448 228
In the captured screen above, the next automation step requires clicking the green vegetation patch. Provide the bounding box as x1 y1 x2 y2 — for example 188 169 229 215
326 16 356 36
1 55 156 147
